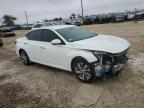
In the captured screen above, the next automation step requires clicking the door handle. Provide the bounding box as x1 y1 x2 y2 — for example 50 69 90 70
40 46 45 49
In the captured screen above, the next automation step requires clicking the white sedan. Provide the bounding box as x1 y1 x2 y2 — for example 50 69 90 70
16 25 130 83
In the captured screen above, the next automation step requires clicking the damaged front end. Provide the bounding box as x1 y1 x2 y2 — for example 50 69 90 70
92 50 129 78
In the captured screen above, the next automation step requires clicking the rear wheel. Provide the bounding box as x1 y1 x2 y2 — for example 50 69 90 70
72 58 95 83
0 39 3 47
20 50 31 65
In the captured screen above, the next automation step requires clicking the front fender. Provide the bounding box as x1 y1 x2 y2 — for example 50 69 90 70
67 50 98 63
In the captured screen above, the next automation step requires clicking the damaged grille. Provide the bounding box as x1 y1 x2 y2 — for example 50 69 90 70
102 50 128 65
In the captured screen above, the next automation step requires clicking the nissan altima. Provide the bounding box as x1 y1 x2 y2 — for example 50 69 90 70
16 25 130 83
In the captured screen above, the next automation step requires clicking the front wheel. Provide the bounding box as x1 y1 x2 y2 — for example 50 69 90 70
72 58 95 83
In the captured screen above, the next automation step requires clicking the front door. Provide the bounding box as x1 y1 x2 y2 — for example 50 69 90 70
40 29 69 69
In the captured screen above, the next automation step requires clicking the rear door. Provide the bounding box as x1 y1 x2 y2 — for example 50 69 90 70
25 30 43 62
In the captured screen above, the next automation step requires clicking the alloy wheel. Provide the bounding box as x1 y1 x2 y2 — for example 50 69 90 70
74 62 91 81
20 52 28 64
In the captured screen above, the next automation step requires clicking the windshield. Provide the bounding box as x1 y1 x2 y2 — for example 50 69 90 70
56 27 96 42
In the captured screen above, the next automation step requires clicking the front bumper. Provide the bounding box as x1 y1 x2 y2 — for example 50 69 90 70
112 64 125 75
94 63 125 77
92 49 129 78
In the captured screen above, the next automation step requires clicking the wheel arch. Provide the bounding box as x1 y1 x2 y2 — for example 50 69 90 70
70 55 97 72
19 49 26 55
71 56 87 71
69 51 97 71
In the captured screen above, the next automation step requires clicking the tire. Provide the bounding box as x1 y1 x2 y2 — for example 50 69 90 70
72 58 95 83
0 40 3 47
20 50 31 65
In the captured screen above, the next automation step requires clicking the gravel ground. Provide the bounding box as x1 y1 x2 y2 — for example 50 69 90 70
0 21 144 108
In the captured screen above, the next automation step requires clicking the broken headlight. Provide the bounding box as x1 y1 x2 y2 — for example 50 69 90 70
93 51 107 59
91 51 112 65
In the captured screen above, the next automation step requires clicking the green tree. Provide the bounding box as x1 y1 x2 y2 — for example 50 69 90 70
2 15 17 26
70 13 76 19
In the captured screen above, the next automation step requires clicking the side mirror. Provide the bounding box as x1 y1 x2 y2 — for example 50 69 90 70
51 39 62 45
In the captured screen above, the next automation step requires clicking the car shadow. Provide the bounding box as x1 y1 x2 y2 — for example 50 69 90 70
28 62 74 76
12 58 126 84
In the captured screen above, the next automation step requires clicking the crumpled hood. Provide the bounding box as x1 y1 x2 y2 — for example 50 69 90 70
70 35 130 54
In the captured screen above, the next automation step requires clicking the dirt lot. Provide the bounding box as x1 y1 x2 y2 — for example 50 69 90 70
0 21 144 108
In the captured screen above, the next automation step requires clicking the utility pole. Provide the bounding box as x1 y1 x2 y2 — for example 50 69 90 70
0 18 2 25
24 10 29 25
81 0 84 20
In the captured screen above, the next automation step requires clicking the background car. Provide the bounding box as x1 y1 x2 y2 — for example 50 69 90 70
9 25 22 30
0 27 16 37
21 24 33 30
32 22 57 30
72 20 82 26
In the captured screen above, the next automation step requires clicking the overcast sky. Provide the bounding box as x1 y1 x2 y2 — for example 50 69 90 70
0 0 144 24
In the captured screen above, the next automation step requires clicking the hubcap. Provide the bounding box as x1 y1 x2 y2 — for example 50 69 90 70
75 62 91 80
20 52 27 64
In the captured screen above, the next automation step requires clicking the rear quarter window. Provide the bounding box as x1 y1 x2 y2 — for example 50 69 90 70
26 30 42 41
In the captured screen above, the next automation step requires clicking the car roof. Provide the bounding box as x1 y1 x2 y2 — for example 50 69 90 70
35 25 75 30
